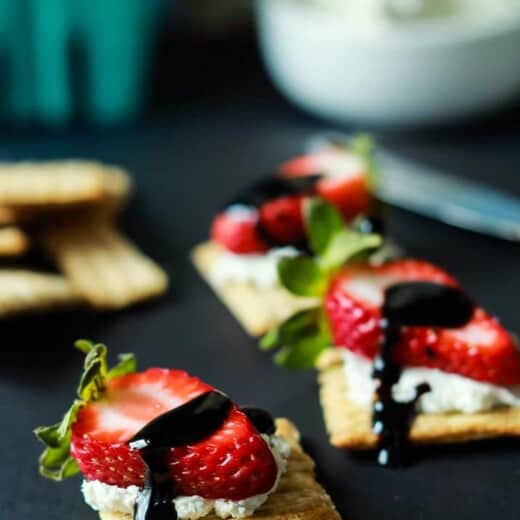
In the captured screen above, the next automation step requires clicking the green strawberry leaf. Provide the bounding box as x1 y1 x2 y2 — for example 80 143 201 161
261 307 322 351
278 256 327 297
321 228 382 271
108 353 137 380
260 307 331 369
77 343 108 401
351 133 379 190
274 333 329 370
304 198 344 256
34 341 136 481
38 447 79 481
34 423 61 448
277 199 382 299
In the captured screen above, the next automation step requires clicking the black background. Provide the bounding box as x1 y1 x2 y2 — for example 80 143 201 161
1 33 520 520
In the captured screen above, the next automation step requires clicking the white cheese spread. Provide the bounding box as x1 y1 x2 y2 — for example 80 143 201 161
82 434 291 519
209 247 299 289
341 349 520 414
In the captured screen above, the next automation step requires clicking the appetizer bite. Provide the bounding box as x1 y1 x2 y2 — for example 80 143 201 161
262 200 520 466
34 341 339 519
192 136 380 336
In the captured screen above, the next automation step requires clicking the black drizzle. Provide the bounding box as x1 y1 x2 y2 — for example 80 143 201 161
228 175 322 209
129 391 232 520
128 392 277 519
372 282 475 467
240 407 276 435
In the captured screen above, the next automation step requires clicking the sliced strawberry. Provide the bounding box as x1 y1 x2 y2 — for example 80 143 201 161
325 260 520 385
279 150 338 177
396 309 520 385
259 195 305 244
211 206 269 254
316 176 373 221
71 369 278 500
280 149 373 221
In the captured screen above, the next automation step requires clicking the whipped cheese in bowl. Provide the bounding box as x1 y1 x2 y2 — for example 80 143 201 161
305 0 518 31
341 349 520 414
82 434 291 519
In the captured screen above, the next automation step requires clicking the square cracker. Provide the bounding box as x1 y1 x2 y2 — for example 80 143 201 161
99 418 340 520
0 161 132 213
191 241 317 336
0 269 82 317
317 349 520 449
40 217 168 310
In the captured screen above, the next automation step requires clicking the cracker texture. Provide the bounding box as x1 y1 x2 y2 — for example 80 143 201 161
0 161 132 212
191 241 317 336
317 349 520 449
98 418 340 520
40 217 168 309
0 269 81 317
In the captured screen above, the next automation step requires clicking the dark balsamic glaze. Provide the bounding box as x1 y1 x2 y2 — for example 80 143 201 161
128 392 276 519
372 282 475 467
129 391 232 520
227 175 322 210
240 407 276 435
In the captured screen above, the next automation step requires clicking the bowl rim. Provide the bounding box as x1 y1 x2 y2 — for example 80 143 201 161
257 0 520 47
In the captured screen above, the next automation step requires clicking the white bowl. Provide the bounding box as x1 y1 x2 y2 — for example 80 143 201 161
256 0 520 126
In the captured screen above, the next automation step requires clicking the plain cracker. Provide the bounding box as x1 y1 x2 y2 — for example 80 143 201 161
317 349 520 449
191 241 317 336
99 418 340 520
40 217 168 309
0 161 132 212
0 269 81 317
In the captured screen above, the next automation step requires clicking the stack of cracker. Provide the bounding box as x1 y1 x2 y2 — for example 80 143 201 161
0 161 168 317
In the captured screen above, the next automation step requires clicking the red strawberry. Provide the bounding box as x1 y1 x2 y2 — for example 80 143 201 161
70 369 278 500
211 207 268 254
325 260 520 385
280 150 373 221
316 176 372 221
259 195 305 244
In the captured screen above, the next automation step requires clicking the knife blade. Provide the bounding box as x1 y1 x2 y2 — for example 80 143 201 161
307 132 520 242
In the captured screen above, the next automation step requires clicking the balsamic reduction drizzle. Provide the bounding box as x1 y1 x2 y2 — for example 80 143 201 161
128 392 276 519
129 391 232 520
228 175 322 210
372 282 475 467
240 407 276 435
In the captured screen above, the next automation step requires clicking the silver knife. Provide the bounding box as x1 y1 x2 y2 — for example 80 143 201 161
307 132 520 242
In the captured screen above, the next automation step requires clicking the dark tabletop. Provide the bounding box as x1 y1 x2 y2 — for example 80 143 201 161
1 34 520 520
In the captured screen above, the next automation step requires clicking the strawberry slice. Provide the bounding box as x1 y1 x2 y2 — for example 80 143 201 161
280 149 373 221
325 260 520 385
211 206 269 254
259 195 305 244
70 369 278 500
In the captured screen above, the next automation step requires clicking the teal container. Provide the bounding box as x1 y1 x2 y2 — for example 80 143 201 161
0 0 162 126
